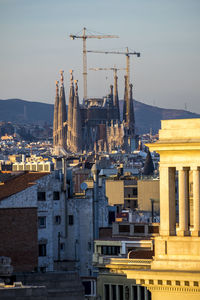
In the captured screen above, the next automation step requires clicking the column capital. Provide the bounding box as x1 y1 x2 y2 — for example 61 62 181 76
190 166 200 171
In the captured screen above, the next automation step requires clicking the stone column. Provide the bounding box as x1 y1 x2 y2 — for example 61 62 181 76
177 167 189 236
116 285 119 300
109 284 112 300
137 286 141 300
159 166 176 236
192 167 200 236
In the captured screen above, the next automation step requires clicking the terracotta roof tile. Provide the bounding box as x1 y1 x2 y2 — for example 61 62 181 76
0 171 49 201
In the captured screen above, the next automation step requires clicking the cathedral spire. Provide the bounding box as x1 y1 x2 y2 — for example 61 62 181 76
59 70 67 126
53 80 59 147
67 70 74 149
58 70 67 149
114 74 120 121
72 80 82 152
123 75 127 122
129 83 135 134
110 84 113 105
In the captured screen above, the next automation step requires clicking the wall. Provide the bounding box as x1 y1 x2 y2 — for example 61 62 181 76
106 180 124 205
137 179 160 212
36 173 68 272
66 179 109 277
0 207 38 272
0 171 68 273
0 285 47 300
97 273 150 300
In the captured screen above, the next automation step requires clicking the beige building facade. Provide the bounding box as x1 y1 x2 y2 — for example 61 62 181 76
137 179 159 213
105 119 200 300
106 177 159 212
106 179 124 205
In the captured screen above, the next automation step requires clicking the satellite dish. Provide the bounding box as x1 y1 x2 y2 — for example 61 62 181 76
81 182 88 191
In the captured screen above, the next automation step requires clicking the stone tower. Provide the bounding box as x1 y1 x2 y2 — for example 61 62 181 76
123 77 136 152
71 80 82 153
53 80 59 147
109 85 113 106
113 73 120 121
129 83 135 135
123 75 127 122
67 70 74 149
57 70 67 151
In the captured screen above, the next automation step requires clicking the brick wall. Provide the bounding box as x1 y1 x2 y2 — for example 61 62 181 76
0 207 38 272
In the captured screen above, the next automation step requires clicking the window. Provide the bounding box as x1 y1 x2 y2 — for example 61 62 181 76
133 286 138 300
119 224 130 233
101 246 120 256
68 215 74 225
132 187 137 196
53 191 60 200
38 192 46 201
83 281 91 296
60 243 65 250
112 285 116 300
118 285 123 300
39 244 46 256
82 280 96 297
38 216 46 228
108 211 115 225
55 215 61 225
134 225 144 233
105 284 110 300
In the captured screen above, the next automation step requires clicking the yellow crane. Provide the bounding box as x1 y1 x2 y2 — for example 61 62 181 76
89 66 126 78
87 47 140 98
69 27 119 101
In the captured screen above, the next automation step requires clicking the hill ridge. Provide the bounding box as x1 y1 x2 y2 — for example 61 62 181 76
0 98 199 134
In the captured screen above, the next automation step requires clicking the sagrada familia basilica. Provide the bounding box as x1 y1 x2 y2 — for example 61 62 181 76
53 70 137 155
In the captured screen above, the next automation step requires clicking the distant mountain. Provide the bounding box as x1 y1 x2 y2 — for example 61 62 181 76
119 100 200 134
0 98 200 134
0 99 54 125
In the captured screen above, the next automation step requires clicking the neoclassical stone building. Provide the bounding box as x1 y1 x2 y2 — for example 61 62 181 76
104 119 200 300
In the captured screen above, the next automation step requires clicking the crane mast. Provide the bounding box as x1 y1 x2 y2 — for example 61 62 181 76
69 27 118 102
82 28 87 103
87 48 140 94
87 48 140 129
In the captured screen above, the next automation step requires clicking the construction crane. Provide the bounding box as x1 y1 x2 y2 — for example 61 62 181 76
69 27 119 101
89 66 126 78
87 47 140 98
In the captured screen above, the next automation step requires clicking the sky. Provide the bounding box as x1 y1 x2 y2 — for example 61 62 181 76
0 0 200 113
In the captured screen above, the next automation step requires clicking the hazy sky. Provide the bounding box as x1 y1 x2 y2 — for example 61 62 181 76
0 0 200 112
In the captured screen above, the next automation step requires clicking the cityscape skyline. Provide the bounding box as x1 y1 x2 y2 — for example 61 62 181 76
0 0 200 113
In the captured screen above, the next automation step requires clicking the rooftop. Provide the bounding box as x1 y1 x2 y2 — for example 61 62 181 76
0 171 49 201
